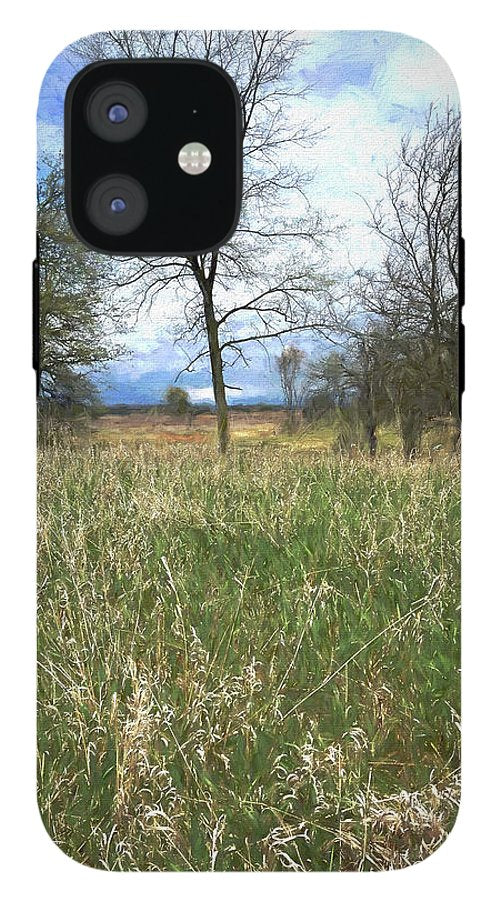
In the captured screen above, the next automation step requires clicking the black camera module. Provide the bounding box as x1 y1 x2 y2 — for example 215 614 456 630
86 175 148 235
66 60 242 254
86 82 148 142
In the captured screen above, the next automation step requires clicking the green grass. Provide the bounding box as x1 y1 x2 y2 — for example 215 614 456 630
37 441 460 871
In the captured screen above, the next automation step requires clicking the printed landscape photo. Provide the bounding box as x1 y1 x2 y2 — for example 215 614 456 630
37 30 460 871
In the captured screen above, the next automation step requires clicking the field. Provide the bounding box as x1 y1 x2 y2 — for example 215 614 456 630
88 407 458 455
91 407 292 446
37 423 460 870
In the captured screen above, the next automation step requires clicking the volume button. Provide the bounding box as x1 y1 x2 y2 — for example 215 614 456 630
458 321 465 420
458 236 464 421
459 237 465 308
32 257 40 385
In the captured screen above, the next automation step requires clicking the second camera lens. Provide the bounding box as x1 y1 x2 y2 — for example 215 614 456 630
86 176 148 235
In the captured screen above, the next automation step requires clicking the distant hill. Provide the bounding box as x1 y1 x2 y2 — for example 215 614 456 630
95 401 286 417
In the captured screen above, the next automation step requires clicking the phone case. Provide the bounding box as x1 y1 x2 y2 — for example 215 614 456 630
37 30 461 871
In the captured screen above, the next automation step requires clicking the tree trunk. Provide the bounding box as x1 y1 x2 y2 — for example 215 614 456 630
367 422 377 458
400 407 423 460
287 406 298 433
202 286 230 455
191 254 230 455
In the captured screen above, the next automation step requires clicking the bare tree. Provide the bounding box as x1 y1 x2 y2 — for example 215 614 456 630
353 104 460 456
277 345 306 431
70 30 341 452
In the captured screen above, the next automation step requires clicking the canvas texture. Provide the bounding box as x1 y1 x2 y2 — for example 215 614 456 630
37 30 461 871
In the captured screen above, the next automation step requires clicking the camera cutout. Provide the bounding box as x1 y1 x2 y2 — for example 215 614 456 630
65 60 242 255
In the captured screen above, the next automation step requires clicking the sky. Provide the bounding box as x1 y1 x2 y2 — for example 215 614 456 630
38 31 459 406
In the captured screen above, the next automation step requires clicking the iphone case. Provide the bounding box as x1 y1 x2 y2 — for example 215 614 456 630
37 30 461 871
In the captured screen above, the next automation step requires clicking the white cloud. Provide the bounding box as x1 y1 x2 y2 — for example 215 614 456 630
374 37 459 111
188 387 215 402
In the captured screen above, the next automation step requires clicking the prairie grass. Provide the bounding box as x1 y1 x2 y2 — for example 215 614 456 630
37 440 460 870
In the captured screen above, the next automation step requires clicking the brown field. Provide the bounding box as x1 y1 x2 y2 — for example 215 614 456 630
88 408 458 457
91 408 287 445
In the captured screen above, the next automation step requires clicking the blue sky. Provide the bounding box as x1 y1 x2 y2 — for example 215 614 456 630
38 31 459 406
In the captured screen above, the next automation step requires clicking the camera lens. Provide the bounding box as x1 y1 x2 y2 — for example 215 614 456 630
110 197 127 213
86 83 147 142
86 176 148 235
107 103 129 124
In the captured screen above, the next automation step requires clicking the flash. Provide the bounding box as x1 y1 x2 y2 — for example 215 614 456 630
178 142 212 176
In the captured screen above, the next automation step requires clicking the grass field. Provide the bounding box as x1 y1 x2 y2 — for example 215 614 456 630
37 431 460 870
